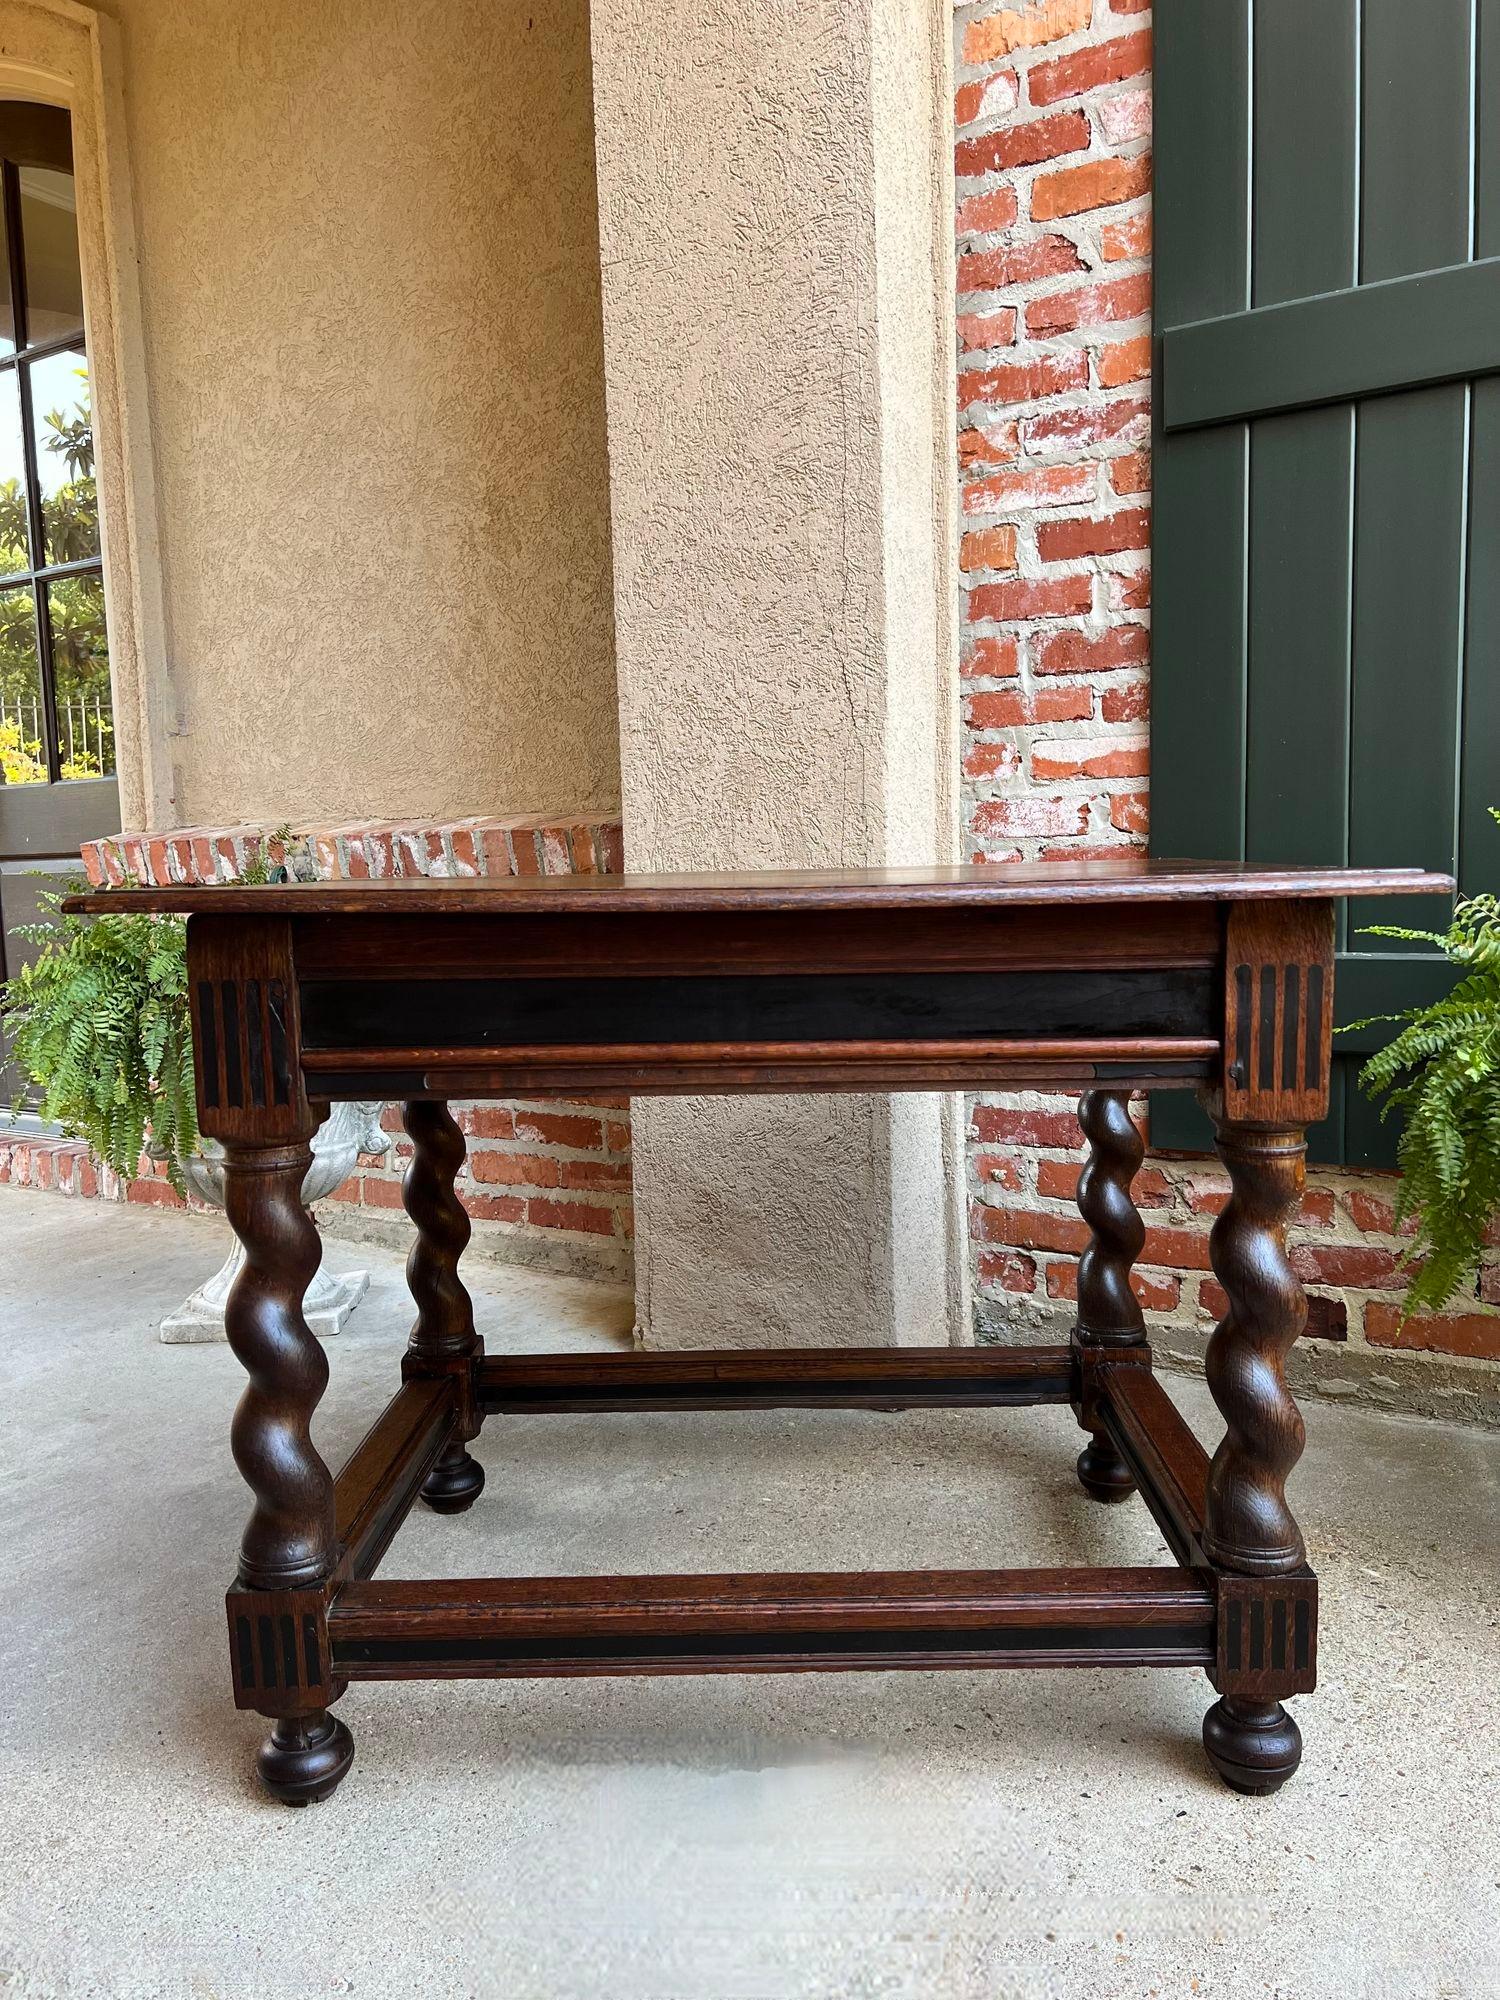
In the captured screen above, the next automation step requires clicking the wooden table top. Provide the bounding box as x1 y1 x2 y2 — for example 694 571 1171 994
65 857 1455 919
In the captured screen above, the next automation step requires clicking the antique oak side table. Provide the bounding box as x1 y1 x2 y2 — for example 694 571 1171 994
68 859 1452 1805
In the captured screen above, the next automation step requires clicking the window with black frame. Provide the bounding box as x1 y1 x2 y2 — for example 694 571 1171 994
0 109 112 787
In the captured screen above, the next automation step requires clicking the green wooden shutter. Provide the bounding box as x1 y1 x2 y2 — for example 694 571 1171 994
1150 0 1500 1163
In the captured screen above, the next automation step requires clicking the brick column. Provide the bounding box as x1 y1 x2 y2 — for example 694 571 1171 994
589 0 966 1348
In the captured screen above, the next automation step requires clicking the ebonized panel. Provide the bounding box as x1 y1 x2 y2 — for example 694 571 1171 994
330 1624 1215 1675
300 968 1218 1053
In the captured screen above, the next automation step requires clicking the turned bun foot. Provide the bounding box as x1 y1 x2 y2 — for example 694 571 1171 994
1076 1434 1136 1503
421 1444 485 1514
1202 1696 1302 1795
257 1710 354 1806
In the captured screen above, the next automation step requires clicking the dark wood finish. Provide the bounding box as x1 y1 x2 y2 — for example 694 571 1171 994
81 861 1452 1803
189 916 319 1145
306 1045 1218 1101
256 1710 355 1808
306 1036 1221 1076
334 1377 455 1581
401 1100 485 1512
478 1345 1074 1414
220 1140 334 1595
1221 900 1336 1126
1074 1093 1148 1346
1200 1115 1309 1575
1201 1696 1303 1796
224 1577 341 1715
1069 1092 1147 1498
1211 1570 1318 1700
191 920 352 1785
1100 1363 1209 1566
63 855 1452 919
295 902 1224 979
1071 1091 1146 1502
328 1568 1216 1678
218 1134 352 1799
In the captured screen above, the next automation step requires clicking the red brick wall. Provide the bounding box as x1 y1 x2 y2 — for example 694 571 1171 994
20 816 636 1283
952 0 1500 1380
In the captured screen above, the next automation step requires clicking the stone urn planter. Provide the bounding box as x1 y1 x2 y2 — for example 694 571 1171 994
157 1100 390 1344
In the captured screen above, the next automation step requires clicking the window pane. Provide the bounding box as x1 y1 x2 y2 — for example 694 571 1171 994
28 346 96 565
49 572 112 778
19 166 83 344
0 191 13 356
0 369 30 572
0 584 45 783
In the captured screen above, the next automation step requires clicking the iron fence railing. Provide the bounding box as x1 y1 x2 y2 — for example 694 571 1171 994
0 691 112 776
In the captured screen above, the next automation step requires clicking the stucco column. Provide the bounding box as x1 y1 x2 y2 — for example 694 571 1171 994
590 0 963 1348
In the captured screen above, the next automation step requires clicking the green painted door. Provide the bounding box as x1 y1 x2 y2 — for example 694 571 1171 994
1150 0 1499 1162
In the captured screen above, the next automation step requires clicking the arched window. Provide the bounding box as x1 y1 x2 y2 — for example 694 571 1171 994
0 102 111 787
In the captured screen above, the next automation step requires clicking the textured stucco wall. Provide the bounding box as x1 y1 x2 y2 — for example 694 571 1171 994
98 0 618 827
591 0 964 1348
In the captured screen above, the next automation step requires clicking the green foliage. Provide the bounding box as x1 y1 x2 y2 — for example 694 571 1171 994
0 824 302 1185
1 376 113 781
239 824 297 886
2 885 197 1192
1350 815 1500 1318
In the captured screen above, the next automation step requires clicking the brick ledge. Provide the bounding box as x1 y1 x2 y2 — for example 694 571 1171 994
35 816 636 1282
82 813 624 888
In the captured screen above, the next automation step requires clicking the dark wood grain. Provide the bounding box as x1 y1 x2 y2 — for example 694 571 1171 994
328 1567 1216 1678
1200 1119 1309 1575
301 1041 1220 1102
1211 1570 1318 1700
130 860 1432 1802
1099 1363 1210 1563
61 855 1454 919
220 1133 357 1802
333 1376 456 1581
304 1039 1222 1071
292 903 1225 978
361 1058 1216 1098
1221 900 1337 1124
401 1101 485 1514
1071 1092 1147 1502
478 1344 1074 1414
1074 1093 1149 1346
188 916 319 1146
221 1139 336 1593
1202 1697 1303 1796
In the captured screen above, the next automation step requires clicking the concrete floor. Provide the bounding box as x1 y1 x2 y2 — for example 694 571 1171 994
1 1186 1498 2000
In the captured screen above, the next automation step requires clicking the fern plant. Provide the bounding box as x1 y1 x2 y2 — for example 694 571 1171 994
1 826 301 1193
1351 831 1500 1317
3 888 198 1193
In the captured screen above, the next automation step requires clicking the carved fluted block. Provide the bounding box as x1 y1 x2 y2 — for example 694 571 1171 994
221 1139 337 1593
1203 1123 1308 1575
